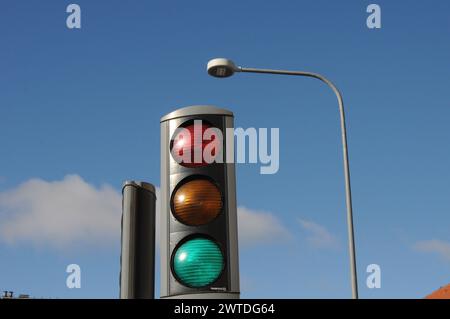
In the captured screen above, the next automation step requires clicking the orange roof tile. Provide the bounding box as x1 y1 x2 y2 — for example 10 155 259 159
425 284 450 299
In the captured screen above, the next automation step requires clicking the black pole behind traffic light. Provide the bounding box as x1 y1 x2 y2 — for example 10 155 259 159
120 181 156 299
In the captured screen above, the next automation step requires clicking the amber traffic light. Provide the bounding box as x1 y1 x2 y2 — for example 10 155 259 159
171 178 223 226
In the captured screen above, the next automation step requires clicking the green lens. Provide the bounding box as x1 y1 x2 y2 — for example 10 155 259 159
173 237 224 288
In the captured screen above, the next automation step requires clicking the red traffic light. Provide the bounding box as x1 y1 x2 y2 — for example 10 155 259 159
170 121 221 167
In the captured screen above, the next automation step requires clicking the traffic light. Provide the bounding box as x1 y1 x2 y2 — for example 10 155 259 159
160 105 240 299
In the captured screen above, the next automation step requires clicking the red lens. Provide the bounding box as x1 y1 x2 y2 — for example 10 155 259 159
171 122 221 167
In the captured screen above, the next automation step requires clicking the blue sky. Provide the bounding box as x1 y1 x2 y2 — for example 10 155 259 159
1 0 450 298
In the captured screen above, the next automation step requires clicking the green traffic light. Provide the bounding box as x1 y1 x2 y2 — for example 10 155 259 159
173 237 224 288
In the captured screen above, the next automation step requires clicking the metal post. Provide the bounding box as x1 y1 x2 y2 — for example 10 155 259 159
238 67 359 299
120 181 156 299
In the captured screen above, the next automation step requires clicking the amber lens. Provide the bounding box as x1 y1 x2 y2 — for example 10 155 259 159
172 179 223 226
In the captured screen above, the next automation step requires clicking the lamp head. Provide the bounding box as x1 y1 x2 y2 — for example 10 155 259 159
207 58 239 78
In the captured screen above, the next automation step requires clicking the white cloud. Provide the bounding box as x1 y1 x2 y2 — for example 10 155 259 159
0 176 290 250
414 239 450 262
298 219 339 249
0 175 121 248
237 206 291 247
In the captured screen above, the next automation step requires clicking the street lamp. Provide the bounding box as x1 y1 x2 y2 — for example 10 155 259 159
207 57 359 299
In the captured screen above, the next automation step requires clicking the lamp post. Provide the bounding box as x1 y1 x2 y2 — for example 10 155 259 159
206 58 359 299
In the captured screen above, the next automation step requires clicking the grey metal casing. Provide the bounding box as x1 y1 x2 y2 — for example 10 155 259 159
160 105 240 299
120 181 156 299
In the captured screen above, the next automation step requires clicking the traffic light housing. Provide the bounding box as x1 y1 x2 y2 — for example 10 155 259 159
160 105 240 299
